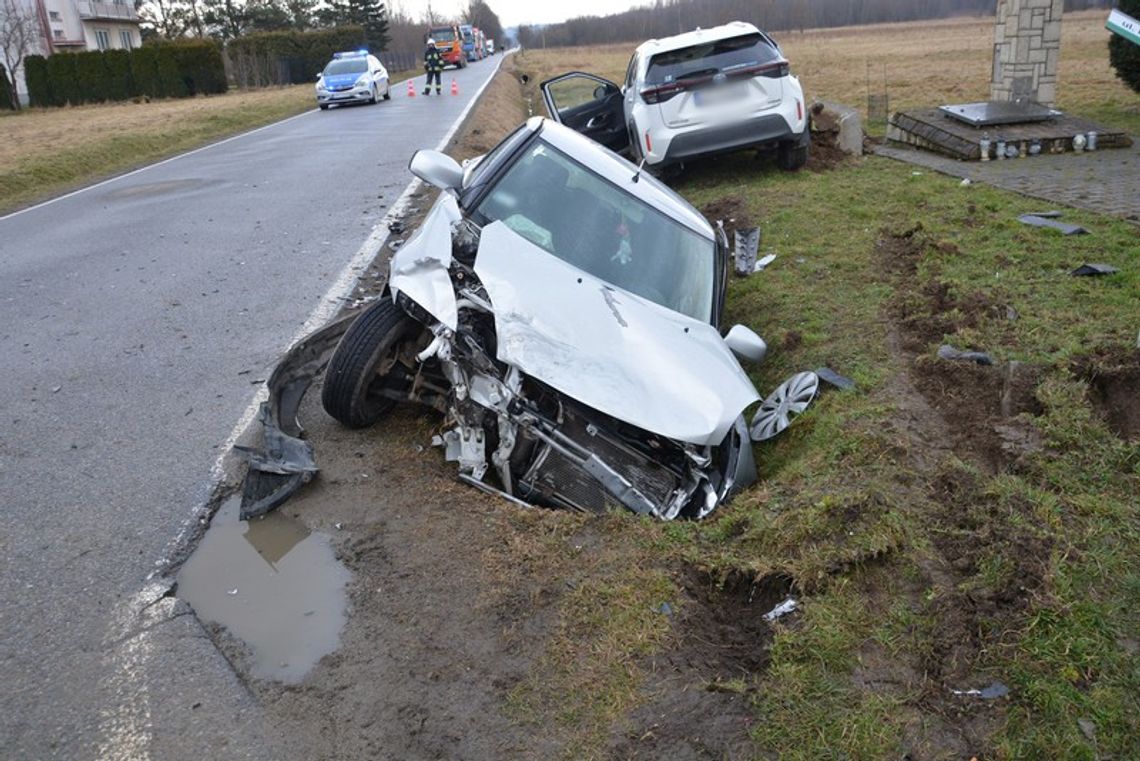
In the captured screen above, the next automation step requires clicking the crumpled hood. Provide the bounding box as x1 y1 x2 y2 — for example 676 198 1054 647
475 222 760 446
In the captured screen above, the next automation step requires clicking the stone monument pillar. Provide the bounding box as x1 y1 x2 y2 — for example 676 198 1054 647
990 0 1063 105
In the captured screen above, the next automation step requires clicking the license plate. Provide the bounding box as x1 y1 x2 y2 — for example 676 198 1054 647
694 85 743 106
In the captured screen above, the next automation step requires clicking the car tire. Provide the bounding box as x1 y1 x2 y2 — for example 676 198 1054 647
369 85 377 104
383 85 391 100
319 104 329 110
777 134 810 172
321 299 419 428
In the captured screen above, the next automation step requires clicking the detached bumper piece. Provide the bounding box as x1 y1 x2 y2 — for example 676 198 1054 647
235 314 355 520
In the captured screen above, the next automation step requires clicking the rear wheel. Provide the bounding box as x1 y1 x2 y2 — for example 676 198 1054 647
777 133 810 171
321 299 420 428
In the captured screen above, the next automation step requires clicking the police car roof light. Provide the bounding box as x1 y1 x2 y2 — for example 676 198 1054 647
332 49 369 59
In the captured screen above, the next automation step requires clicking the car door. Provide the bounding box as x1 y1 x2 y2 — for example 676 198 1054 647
540 72 629 153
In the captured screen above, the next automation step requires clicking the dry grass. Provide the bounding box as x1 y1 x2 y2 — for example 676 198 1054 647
449 56 528 161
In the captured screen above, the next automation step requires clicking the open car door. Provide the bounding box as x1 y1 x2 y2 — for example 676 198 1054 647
540 72 629 154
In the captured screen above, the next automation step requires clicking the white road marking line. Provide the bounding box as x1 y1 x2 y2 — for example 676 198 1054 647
95 54 508 761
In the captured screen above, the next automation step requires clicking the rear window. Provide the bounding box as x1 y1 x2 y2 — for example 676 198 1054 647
646 33 779 86
431 28 456 42
324 58 368 75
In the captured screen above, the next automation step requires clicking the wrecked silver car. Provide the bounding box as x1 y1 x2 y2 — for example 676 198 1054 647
240 117 800 521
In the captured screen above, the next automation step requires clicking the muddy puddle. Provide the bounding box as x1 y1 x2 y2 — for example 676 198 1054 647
177 496 351 683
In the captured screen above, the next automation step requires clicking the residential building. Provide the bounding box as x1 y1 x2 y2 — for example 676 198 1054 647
4 0 142 104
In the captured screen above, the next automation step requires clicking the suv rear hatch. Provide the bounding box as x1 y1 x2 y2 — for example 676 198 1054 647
643 33 786 129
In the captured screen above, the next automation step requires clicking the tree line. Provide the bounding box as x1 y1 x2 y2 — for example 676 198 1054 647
137 0 504 60
514 0 1112 49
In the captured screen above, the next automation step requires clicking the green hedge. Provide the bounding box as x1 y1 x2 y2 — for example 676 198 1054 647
226 26 368 86
104 49 133 101
23 40 227 107
47 54 79 105
0 64 13 109
24 55 53 106
73 50 108 103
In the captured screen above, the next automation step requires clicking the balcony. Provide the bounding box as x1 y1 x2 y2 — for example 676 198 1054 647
76 1 139 21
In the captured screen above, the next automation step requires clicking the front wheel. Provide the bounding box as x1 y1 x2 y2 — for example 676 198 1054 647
319 104 329 110
369 85 378 104
321 299 420 428
383 85 391 101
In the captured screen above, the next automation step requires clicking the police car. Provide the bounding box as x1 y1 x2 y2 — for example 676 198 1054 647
316 51 391 110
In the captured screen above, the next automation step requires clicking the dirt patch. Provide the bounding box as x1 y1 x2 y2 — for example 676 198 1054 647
806 137 851 172
449 57 527 162
877 226 1045 473
608 567 791 760
1073 348 1140 441
699 196 755 240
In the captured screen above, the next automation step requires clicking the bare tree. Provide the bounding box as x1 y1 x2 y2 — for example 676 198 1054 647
0 0 40 109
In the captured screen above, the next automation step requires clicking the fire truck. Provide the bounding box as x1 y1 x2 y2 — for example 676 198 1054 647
427 24 466 68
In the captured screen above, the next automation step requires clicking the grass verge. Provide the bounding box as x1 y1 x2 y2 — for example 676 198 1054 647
489 20 1139 760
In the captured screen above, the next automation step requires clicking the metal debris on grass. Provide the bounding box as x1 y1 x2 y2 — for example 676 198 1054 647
734 227 761 276
763 597 797 622
754 253 777 272
815 366 855 391
938 344 994 366
1017 214 1089 235
1071 263 1119 276
951 681 1010 699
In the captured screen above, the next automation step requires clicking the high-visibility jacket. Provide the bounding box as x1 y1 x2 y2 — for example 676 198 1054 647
424 46 444 74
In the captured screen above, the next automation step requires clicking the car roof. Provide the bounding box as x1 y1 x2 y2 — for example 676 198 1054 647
526 117 713 239
635 21 762 57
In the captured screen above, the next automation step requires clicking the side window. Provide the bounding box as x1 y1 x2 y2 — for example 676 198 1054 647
624 54 638 90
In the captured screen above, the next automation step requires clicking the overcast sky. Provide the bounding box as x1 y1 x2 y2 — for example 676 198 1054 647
392 0 644 28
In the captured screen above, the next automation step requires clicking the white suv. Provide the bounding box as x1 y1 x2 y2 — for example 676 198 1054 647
540 22 809 171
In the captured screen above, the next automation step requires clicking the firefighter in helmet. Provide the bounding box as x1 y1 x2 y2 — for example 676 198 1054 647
423 38 444 95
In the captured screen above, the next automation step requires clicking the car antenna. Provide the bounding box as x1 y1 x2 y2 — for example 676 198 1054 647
631 156 647 183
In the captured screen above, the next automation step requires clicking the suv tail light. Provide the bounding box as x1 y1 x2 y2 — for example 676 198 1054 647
640 60 790 104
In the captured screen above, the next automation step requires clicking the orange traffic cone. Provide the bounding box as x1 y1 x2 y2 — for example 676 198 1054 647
450 78 459 96
407 79 415 97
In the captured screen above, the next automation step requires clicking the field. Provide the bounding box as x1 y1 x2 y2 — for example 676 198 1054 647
511 10 1139 136
463 12 1139 759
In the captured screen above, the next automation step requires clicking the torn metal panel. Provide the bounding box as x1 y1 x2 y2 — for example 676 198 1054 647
388 194 462 330
475 221 760 447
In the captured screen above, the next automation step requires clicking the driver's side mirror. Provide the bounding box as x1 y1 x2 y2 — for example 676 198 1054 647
725 325 768 363
409 149 464 192
315 73 322 81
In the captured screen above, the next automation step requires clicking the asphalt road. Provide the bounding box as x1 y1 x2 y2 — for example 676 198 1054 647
0 56 504 759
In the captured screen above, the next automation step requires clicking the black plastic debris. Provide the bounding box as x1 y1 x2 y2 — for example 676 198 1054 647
815 366 855 391
1071 263 1119 277
1017 214 1089 235
733 227 761 276
387 220 405 235
1026 210 1063 218
938 344 993 366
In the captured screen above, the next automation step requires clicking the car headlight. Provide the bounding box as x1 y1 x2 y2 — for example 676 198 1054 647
355 74 370 88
